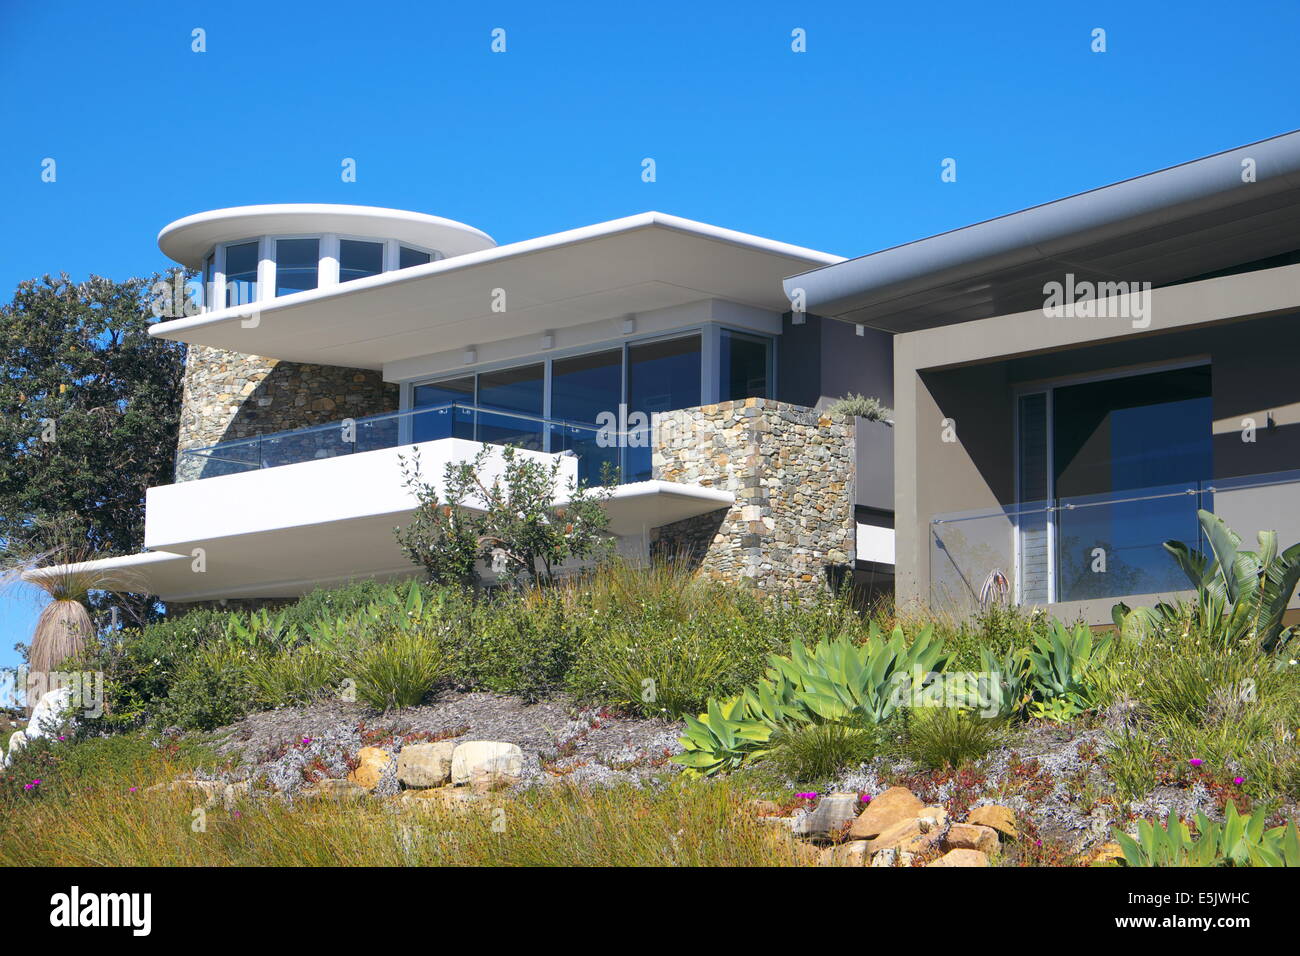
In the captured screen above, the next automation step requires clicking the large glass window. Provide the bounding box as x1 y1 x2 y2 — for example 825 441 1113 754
275 238 320 296
477 364 545 450
720 330 771 401
551 349 622 483
339 239 384 284
223 241 259 308
626 335 701 481
412 376 474 442
1021 364 1212 602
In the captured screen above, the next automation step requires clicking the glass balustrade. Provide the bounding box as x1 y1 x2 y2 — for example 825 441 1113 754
175 403 624 485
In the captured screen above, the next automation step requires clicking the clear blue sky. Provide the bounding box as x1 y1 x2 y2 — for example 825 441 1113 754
1 0 1297 665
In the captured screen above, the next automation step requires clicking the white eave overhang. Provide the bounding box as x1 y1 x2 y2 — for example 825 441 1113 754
148 212 842 371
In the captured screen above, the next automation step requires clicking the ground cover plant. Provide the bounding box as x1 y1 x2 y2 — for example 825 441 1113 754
4 509 1299 866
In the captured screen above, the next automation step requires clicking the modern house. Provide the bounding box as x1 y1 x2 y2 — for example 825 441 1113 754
56 205 896 606
789 129 1300 625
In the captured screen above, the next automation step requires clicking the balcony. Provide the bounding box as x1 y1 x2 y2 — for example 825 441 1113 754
134 403 732 602
929 468 1300 613
177 402 628 486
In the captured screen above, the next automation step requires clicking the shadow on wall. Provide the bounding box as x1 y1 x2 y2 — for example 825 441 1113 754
177 347 398 479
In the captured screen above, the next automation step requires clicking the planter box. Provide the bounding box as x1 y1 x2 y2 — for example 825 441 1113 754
854 416 894 513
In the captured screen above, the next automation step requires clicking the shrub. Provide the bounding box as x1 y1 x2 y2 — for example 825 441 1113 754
1101 725 1160 802
397 444 613 589
565 560 785 717
768 721 883 782
245 645 343 707
825 393 892 422
158 643 254 731
347 628 446 711
447 594 578 701
902 707 1009 770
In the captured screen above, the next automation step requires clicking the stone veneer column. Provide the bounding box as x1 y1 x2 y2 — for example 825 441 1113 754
650 398 855 599
176 345 398 454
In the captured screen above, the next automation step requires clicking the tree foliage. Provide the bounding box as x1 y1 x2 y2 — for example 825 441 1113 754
0 273 186 567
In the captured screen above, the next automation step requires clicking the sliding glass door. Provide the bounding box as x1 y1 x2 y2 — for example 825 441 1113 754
1018 364 1212 603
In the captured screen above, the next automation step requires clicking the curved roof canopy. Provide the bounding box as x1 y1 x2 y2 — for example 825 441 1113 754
787 129 1300 332
159 203 497 268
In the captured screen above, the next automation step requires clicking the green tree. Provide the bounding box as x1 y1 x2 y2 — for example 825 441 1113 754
0 273 187 615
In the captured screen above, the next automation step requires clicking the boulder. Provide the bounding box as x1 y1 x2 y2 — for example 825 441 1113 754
397 741 456 788
792 793 860 839
348 746 394 790
967 805 1018 840
848 786 923 839
870 846 916 867
818 840 871 867
25 687 76 740
451 742 523 786
944 823 1000 854
926 848 990 867
2 730 26 767
865 816 944 856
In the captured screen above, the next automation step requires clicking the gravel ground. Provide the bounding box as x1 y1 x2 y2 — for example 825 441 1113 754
201 692 684 796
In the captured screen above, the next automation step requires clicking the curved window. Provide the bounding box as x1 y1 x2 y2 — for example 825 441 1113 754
275 238 319 296
224 241 259 308
399 245 432 269
339 239 384 283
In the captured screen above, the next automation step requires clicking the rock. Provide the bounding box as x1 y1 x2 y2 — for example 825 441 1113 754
1087 842 1125 866
818 840 871 866
870 846 915 867
397 741 456 788
848 786 923 839
916 806 949 832
865 815 944 856
945 823 1000 854
927 848 990 867
25 687 76 740
222 780 252 810
2 730 26 767
301 778 369 801
967 805 1018 840
348 746 394 790
450 742 523 786
792 793 860 839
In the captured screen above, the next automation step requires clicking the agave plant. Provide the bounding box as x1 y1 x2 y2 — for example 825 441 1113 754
673 624 951 775
1113 803 1300 867
1114 510 1300 655
674 697 774 776
1024 620 1112 721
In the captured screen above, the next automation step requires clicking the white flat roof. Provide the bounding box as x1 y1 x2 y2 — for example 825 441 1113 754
149 212 843 370
158 203 497 268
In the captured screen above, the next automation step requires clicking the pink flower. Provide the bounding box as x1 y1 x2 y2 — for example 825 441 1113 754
1233 776 1245 785
796 792 818 800
129 786 137 793
860 793 872 803
1189 758 1204 767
